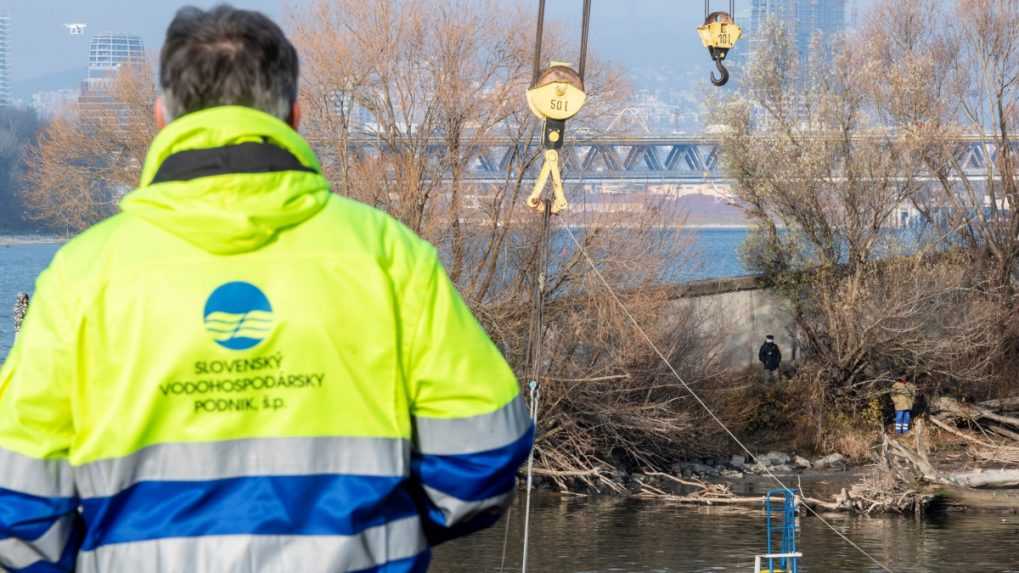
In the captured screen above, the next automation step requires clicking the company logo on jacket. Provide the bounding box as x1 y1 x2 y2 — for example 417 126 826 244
203 281 275 350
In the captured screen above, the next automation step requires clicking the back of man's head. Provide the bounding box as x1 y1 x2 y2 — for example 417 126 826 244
159 4 298 122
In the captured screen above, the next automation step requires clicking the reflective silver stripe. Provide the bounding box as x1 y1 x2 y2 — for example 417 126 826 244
413 395 531 455
0 515 75 570
76 515 428 573
423 484 514 526
76 436 409 498
0 446 75 498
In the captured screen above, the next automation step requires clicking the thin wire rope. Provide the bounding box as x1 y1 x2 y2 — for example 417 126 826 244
498 507 512 572
559 222 896 573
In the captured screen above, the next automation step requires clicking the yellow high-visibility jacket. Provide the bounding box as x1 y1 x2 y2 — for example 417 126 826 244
0 106 532 573
891 381 917 411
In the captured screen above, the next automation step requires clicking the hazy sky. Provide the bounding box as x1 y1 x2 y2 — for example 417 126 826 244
2 0 874 84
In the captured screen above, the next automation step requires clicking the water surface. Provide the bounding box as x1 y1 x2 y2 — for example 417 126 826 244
433 494 1019 572
0 230 749 359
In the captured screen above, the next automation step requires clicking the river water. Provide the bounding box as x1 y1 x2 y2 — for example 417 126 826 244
0 230 749 359
4 236 1018 572
432 493 1019 572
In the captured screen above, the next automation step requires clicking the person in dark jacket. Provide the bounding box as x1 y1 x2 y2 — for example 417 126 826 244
758 335 782 382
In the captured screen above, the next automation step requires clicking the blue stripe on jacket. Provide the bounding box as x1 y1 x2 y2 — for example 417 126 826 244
350 552 431 573
79 474 418 550
0 488 78 541
411 425 533 545
7 520 84 573
0 487 81 572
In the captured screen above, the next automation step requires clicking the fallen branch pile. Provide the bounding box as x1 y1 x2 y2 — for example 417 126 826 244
929 396 1019 469
632 470 930 515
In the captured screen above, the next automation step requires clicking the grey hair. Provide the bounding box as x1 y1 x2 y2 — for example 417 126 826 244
159 5 298 122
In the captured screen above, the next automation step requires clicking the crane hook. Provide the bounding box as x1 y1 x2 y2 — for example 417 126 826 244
710 55 729 87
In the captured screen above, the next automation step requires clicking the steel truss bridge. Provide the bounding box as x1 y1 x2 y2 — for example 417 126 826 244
345 135 1013 184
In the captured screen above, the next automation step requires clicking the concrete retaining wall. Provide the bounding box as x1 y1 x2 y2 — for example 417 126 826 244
664 277 798 371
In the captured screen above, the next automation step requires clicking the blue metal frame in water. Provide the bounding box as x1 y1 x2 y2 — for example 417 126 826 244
764 488 799 573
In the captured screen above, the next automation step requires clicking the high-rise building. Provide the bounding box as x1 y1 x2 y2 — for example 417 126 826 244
732 0 846 86
0 16 11 108
79 33 145 116
86 33 145 80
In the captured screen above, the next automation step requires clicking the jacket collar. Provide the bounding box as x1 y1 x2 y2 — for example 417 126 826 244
139 106 322 186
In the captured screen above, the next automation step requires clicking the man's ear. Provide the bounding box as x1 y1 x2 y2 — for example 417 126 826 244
154 97 168 129
290 101 302 130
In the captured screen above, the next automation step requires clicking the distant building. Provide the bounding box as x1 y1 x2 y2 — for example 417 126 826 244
79 33 145 120
732 0 846 86
32 89 78 119
0 15 11 108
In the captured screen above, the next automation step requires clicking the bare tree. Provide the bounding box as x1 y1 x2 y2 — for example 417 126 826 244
720 8 1011 411
21 63 157 233
862 0 1019 292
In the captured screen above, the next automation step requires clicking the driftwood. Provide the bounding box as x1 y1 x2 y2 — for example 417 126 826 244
635 471 919 514
884 416 1019 502
931 396 1019 431
978 396 1019 412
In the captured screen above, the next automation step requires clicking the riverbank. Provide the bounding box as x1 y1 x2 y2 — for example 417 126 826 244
537 424 1019 515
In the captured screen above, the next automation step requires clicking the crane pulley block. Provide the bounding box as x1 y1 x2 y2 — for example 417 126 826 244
697 12 742 51
526 63 587 122
699 2 742 87
525 62 585 214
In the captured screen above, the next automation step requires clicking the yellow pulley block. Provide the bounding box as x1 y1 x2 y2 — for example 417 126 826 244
697 11 742 86
526 62 586 214
697 12 742 51
526 63 587 121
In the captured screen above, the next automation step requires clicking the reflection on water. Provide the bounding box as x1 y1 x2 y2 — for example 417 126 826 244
433 494 1019 572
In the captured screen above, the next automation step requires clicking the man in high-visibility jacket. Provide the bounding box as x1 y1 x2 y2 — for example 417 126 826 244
0 6 532 572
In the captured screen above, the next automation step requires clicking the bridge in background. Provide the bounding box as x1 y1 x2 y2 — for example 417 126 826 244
344 135 1012 184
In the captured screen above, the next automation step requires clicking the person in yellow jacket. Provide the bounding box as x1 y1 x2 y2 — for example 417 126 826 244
0 6 532 572
890 376 917 435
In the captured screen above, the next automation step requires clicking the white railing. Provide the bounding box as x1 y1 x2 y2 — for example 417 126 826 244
753 553 802 573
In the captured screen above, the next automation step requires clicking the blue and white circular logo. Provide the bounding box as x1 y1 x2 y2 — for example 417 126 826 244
203 282 274 350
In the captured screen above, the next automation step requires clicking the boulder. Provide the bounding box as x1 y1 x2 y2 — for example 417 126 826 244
730 455 747 468
812 453 848 470
793 455 812 469
720 469 744 480
759 451 791 466
672 461 720 478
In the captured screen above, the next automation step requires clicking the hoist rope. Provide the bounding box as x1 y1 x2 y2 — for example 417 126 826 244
578 0 592 80
558 220 897 573
519 199 553 573
531 0 546 85
497 507 512 572
520 379 541 573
